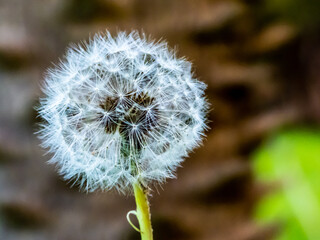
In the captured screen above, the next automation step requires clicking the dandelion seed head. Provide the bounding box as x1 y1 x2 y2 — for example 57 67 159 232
38 31 208 193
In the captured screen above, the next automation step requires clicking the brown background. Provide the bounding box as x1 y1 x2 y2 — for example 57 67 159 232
0 0 320 239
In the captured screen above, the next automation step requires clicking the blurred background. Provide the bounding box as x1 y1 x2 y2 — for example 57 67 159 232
0 0 320 239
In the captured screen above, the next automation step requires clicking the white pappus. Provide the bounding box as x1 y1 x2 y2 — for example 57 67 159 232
37 31 208 193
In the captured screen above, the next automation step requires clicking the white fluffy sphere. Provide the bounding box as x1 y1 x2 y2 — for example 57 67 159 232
38 31 208 193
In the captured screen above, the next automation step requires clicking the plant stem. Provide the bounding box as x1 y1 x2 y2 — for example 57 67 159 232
133 181 153 240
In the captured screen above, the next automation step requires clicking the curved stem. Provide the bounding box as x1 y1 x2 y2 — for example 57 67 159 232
133 181 153 240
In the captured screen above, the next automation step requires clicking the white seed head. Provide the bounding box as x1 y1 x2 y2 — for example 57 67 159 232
37 31 208 193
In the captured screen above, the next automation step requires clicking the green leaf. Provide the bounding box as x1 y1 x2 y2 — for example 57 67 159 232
252 128 320 240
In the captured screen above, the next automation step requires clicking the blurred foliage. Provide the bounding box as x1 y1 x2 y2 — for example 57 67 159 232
253 129 320 239
63 0 124 23
264 0 320 31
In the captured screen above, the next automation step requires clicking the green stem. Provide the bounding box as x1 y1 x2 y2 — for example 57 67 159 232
133 181 153 240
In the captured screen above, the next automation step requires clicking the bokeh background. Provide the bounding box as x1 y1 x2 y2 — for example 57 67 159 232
1 0 320 239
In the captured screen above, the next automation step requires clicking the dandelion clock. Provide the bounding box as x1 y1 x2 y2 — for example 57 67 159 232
37 31 208 240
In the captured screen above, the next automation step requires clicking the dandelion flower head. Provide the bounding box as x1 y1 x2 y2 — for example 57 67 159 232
38 31 208 193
